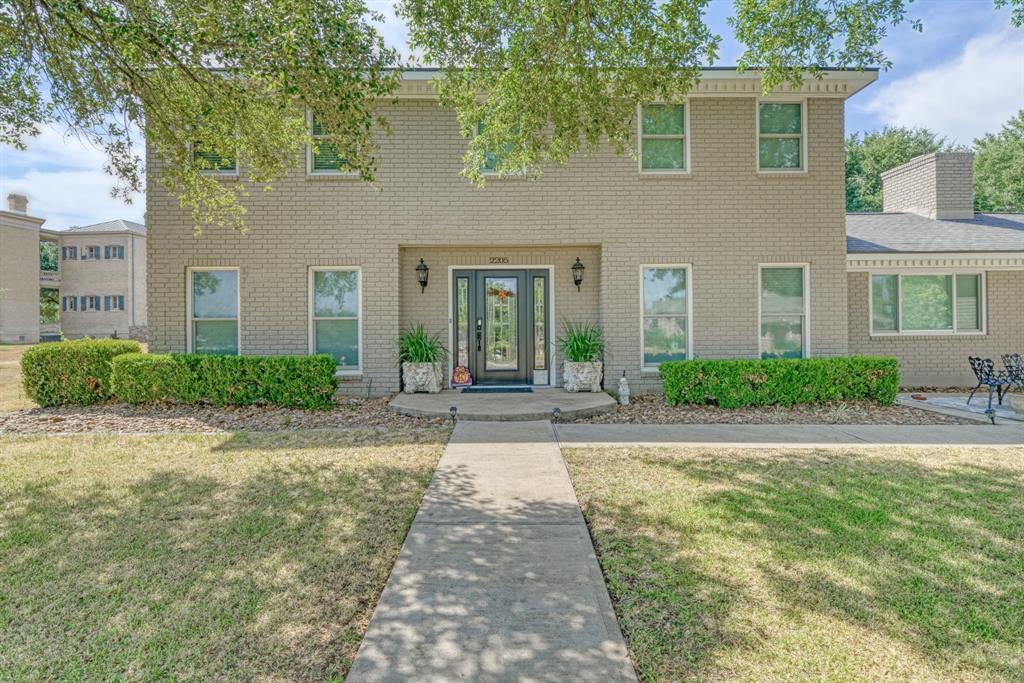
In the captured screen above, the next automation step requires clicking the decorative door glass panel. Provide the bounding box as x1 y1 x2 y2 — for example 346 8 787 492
456 277 470 367
533 276 546 370
484 277 518 371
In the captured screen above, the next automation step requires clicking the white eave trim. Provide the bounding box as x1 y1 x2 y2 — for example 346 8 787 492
847 251 1024 271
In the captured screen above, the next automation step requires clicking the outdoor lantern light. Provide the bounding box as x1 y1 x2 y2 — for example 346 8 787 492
416 258 429 293
572 257 585 292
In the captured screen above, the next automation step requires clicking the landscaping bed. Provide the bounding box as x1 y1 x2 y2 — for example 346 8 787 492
0 396 448 434
565 445 1024 682
575 393 975 424
0 429 447 680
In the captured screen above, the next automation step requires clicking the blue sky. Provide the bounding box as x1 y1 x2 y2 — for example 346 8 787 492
1 0 1021 228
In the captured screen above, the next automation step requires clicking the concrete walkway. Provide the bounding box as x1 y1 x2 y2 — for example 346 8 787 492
554 422 1024 448
347 421 636 682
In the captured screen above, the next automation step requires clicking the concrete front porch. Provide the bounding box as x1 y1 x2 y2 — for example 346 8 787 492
389 387 616 421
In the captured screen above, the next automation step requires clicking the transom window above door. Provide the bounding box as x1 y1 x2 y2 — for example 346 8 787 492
639 104 687 173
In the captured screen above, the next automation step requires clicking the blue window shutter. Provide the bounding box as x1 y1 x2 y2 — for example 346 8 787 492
104 296 110 311
118 246 124 259
119 295 125 310
61 297 66 311
103 246 109 259
79 296 85 309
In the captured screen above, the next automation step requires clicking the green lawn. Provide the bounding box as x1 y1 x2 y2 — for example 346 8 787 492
0 429 447 680
0 344 32 411
565 446 1024 682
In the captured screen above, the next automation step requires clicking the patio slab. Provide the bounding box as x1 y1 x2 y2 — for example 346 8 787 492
898 392 1024 423
389 387 616 421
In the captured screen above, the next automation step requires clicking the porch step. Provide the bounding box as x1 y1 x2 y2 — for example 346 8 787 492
389 387 617 422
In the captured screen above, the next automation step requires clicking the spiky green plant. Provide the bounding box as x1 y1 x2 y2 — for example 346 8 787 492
397 325 448 365
557 321 605 363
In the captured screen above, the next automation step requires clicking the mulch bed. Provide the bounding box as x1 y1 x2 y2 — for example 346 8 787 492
573 393 976 425
0 397 449 434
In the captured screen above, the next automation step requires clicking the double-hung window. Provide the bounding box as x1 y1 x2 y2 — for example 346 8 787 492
61 246 77 260
308 112 350 175
62 296 77 312
871 273 984 335
103 295 125 311
189 269 239 354
639 104 687 172
310 268 361 371
104 245 125 260
760 265 808 359
475 120 520 175
642 266 691 367
83 245 100 260
758 101 805 171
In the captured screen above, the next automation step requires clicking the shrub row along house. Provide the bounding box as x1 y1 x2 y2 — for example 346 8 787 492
146 69 1024 392
0 194 147 343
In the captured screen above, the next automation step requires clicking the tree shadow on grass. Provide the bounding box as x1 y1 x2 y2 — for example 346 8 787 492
572 448 1024 681
0 442 438 680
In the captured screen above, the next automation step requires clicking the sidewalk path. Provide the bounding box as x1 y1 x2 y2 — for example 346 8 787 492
347 421 636 682
554 423 1024 448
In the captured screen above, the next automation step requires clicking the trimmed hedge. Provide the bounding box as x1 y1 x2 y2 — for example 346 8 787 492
111 353 338 409
21 339 142 407
659 356 900 408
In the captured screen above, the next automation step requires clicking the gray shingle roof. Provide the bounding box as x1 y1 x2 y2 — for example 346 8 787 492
64 219 146 235
846 213 1024 253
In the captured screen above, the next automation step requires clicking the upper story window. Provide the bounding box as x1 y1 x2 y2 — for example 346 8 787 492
104 245 125 260
61 246 77 261
62 296 77 312
83 245 101 260
104 295 126 311
758 101 805 172
193 144 237 175
760 265 808 359
871 273 984 335
642 266 691 368
639 104 687 173
475 120 521 175
310 268 361 372
308 112 352 175
80 295 101 311
189 269 240 355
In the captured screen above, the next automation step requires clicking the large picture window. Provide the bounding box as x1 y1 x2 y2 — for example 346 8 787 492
760 265 808 359
758 101 805 171
190 269 239 355
310 269 360 371
642 266 690 367
870 273 983 335
639 104 687 172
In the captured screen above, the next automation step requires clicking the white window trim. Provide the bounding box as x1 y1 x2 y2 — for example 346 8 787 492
637 102 691 176
756 98 808 174
758 263 811 358
640 264 694 371
306 110 358 177
188 141 240 177
186 267 241 354
868 270 987 336
308 266 363 375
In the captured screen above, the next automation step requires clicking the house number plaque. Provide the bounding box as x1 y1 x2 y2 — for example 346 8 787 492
488 256 510 264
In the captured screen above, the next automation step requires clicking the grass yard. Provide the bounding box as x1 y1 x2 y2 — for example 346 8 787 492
0 344 32 411
0 429 447 680
565 446 1024 682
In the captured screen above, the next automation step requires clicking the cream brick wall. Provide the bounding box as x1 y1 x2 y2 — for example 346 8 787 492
59 233 147 338
147 96 850 394
0 217 43 343
848 271 1024 387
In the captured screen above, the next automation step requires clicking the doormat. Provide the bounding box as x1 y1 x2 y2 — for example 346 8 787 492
461 386 533 394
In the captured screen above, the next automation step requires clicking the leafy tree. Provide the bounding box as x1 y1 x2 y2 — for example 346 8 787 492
974 110 1024 213
39 287 59 323
845 126 962 212
39 240 58 271
5 1 1023 228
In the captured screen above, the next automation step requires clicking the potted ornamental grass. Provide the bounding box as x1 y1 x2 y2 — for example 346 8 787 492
398 324 447 394
558 321 605 393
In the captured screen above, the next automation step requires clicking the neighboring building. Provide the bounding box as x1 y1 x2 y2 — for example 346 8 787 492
145 69 1023 391
0 194 147 343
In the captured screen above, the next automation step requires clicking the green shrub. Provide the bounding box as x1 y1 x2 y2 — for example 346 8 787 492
659 356 900 408
21 339 142 407
111 353 338 409
557 321 605 362
397 324 447 365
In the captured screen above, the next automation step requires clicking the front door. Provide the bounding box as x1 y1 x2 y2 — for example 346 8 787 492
453 269 549 385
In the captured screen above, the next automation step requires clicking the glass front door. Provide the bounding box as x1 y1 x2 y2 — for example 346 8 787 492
452 269 549 385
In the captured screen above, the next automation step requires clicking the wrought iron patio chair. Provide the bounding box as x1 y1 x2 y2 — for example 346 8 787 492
968 357 1010 423
1002 353 1024 392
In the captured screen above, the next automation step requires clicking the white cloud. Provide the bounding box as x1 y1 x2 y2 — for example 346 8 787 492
860 28 1024 145
0 166 143 229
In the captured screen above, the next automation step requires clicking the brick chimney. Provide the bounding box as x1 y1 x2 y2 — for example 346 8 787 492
881 152 975 220
6 193 28 214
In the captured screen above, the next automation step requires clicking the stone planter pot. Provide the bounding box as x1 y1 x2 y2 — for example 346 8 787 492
563 361 603 393
402 362 443 394
1008 394 1024 418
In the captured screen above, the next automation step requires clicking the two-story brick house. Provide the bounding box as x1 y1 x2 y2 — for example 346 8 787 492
146 69 1024 392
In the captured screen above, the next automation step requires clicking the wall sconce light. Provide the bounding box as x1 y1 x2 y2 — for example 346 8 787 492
571 257 585 292
416 258 429 293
